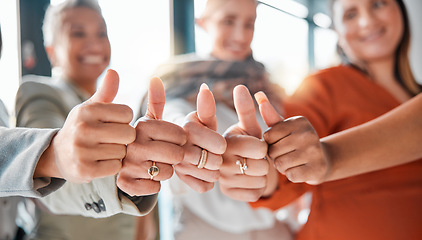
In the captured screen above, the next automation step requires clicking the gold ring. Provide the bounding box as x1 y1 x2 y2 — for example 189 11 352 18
148 161 159 180
236 158 247 175
197 149 208 169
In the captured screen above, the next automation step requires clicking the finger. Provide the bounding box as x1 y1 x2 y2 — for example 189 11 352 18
267 134 296 161
196 83 217 131
273 150 308 175
88 69 119 104
135 120 187 146
87 122 136 145
183 121 226 154
233 85 262 138
175 171 215 193
263 116 310 145
174 163 220 183
219 174 267 189
116 176 161 196
78 102 134 124
126 140 185 166
91 159 122 179
220 186 264 202
120 161 174 182
254 91 284 127
225 134 267 159
220 157 269 177
83 143 127 161
183 145 223 170
145 77 165 120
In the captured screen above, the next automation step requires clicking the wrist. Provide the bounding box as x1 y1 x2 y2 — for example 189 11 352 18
34 133 63 179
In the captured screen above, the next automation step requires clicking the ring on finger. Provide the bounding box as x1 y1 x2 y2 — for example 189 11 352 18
148 161 160 180
197 149 208 169
236 158 248 175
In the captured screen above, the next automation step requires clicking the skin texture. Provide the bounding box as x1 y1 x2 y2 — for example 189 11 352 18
197 0 256 61
219 86 277 202
35 70 135 183
116 77 187 196
174 84 227 193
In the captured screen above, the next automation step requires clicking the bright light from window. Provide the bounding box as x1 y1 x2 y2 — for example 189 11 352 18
97 1 171 116
0 0 19 118
50 0 66 6
313 12 332 29
259 0 309 18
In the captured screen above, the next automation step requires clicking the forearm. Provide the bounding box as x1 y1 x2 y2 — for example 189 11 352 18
322 94 422 182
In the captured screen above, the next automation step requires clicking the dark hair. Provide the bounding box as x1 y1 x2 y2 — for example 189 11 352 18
329 0 420 96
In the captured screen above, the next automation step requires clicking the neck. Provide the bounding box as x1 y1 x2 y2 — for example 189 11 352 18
354 57 411 102
360 57 396 85
64 76 97 96
77 82 97 96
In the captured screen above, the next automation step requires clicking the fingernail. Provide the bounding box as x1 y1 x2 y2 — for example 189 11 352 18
200 83 209 91
254 91 269 104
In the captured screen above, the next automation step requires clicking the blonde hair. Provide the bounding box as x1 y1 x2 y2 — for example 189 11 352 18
43 0 103 47
201 0 257 19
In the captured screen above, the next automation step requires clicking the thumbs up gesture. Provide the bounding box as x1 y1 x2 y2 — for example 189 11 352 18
219 85 271 202
174 84 226 193
116 77 187 196
255 92 329 185
45 69 136 183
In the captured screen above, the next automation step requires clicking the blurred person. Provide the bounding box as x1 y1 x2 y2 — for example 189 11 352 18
0 25 146 240
15 1 158 239
220 0 422 239
139 0 292 239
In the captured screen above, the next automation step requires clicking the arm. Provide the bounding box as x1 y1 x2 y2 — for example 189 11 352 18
257 92 422 184
322 93 422 181
0 126 64 198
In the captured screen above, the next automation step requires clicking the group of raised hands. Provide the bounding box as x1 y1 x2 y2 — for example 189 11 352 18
40 69 331 202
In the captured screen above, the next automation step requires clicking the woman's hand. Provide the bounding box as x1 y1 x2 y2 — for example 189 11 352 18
116 77 187 196
256 92 330 185
174 84 226 193
38 70 136 183
219 85 276 202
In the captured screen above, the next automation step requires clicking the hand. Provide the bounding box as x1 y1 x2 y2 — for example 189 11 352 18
255 91 329 185
38 69 136 183
174 84 226 193
117 77 187 196
219 85 271 202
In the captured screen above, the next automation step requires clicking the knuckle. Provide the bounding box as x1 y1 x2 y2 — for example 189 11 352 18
274 158 288 174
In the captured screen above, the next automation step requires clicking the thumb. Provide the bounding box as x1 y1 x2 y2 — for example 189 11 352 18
254 91 284 127
196 83 217 130
88 69 119 103
145 77 165 120
233 85 262 138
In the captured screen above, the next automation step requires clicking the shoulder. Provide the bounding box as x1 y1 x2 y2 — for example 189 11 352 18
16 76 62 105
300 65 361 92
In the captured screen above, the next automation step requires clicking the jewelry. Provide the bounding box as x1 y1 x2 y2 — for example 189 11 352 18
148 161 159 180
197 149 208 169
236 158 248 175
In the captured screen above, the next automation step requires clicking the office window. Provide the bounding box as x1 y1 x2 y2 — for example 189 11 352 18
98 1 171 114
0 1 20 117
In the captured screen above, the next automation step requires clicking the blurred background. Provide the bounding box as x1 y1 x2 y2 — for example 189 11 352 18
0 0 421 117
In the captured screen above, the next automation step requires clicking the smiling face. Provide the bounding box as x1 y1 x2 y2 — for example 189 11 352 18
333 0 404 64
200 0 257 61
47 7 111 86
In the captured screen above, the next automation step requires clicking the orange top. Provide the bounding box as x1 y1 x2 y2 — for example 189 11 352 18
251 65 422 240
